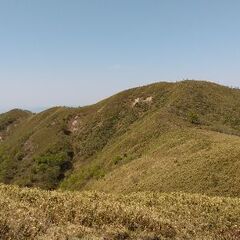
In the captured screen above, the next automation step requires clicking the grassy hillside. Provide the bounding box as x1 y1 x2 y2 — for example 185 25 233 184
87 128 240 197
1 183 240 240
1 80 240 197
0 109 32 140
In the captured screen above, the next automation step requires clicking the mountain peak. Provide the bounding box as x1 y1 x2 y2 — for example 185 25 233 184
0 80 240 197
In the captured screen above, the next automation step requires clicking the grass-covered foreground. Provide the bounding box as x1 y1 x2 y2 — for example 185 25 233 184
0 184 240 239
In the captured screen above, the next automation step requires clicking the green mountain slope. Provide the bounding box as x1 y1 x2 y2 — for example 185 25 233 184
87 128 240 197
1 80 240 196
0 109 32 140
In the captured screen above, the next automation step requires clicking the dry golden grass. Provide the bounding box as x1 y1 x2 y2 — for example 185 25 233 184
0 184 240 239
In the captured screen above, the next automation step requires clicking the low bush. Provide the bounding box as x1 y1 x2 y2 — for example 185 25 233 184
0 184 240 239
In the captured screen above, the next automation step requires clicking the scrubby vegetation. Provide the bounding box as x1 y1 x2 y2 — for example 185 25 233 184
87 127 240 197
1 80 240 239
1 183 240 240
1 80 240 197
0 109 31 138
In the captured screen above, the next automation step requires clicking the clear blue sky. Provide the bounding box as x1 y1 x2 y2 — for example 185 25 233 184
0 0 240 112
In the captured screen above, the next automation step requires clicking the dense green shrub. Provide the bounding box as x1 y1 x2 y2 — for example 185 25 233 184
31 152 72 189
188 112 200 124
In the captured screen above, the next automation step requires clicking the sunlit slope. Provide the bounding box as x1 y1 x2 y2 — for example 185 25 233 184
0 109 32 140
0 82 173 189
1 80 240 196
86 128 240 197
1 184 240 240
60 81 240 196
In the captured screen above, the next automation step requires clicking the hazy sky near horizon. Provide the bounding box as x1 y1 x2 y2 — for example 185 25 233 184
1 0 240 112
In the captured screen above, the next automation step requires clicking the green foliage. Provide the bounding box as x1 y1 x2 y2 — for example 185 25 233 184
188 111 200 124
113 155 122 165
113 153 129 165
1 80 240 195
31 151 72 189
0 109 31 130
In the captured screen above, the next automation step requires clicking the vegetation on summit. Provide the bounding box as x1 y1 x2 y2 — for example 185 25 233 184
1 80 240 197
1 80 240 239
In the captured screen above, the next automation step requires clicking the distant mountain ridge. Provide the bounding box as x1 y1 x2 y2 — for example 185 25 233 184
1 80 240 197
